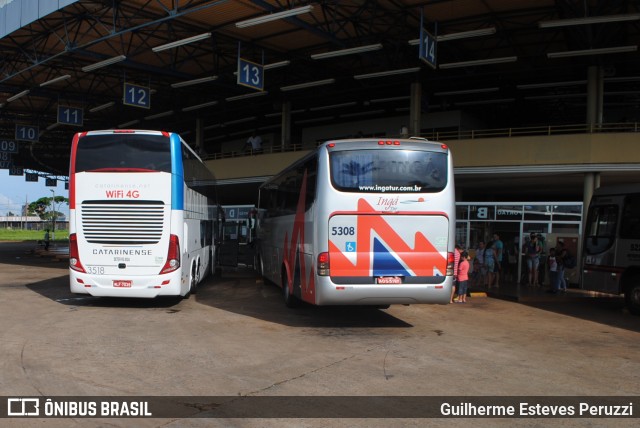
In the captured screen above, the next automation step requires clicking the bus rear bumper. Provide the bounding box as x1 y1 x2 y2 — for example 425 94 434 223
69 270 183 298
314 278 453 305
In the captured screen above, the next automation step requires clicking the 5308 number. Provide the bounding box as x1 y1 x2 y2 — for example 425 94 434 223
331 226 355 236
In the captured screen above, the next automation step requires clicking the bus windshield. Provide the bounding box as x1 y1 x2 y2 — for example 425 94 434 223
74 134 171 173
330 149 447 193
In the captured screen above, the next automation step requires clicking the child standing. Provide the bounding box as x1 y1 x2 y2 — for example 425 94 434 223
456 251 470 303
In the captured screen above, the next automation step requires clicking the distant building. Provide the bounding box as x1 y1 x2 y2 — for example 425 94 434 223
0 215 68 230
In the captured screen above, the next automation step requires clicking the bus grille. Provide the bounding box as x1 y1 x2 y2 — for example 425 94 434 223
80 200 165 244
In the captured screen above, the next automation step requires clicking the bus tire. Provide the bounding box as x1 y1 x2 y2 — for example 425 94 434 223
282 269 299 308
625 282 640 315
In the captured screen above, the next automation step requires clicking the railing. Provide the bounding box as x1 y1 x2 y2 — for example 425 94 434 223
202 122 640 161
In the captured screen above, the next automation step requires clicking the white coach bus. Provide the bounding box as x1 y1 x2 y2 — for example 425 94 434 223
256 138 456 307
68 129 222 298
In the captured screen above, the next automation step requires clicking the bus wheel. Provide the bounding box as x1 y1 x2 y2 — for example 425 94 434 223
188 264 198 297
282 271 299 308
625 282 640 315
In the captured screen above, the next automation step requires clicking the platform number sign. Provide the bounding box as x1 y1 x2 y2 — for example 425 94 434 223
58 106 84 126
123 83 151 109
0 140 18 153
15 125 39 142
46 178 57 187
419 27 437 69
9 166 23 176
237 58 264 91
25 172 39 182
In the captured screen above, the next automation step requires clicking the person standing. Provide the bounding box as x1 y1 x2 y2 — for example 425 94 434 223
492 233 504 287
474 241 486 287
245 131 263 154
451 244 462 303
43 229 50 251
456 251 470 303
484 241 496 288
547 247 559 293
524 233 542 286
556 240 568 292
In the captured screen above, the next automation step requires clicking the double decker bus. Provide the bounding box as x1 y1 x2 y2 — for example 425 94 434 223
68 130 222 298
582 184 640 314
256 138 456 307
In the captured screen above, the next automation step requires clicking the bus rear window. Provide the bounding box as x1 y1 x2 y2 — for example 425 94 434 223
330 149 447 193
75 134 171 173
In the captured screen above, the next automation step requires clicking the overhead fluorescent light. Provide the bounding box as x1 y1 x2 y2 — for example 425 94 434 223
605 76 640 83
264 108 305 117
547 45 637 59
280 78 335 91
226 91 269 102
6 89 30 102
296 116 334 124
182 100 218 112
171 75 218 88
354 67 420 79
204 123 222 131
517 80 587 90
46 123 60 131
339 109 385 118
524 93 586 101
225 116 256 125
438 27 496 42
539 14 640 28
409 27 496 45
264 60 291 70
39 74 71 87
456 98 515 106
370 96 410 104
311 44 383 60
145 110 174 120
89 101 115 113
435 87 499 96
310 102 357 112
81 54 126 72
235 5 314 28
118 119 140 128
152 32 211 52
439 56 517 69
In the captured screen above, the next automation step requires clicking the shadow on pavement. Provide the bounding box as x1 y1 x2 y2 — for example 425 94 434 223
195 267 413 328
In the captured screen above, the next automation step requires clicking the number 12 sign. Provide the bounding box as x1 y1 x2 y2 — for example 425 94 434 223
123 83 151 109
237 58 264 91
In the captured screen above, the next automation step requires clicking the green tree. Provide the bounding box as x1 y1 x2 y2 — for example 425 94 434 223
28 196 68 223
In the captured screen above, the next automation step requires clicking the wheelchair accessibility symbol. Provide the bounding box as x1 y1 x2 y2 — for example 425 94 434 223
345 242 356 252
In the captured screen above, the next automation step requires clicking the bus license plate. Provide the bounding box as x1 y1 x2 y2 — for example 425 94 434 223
113 280 132 288
376 276 402 284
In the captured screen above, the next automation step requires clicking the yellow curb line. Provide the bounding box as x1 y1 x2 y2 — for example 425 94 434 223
470 292 488 297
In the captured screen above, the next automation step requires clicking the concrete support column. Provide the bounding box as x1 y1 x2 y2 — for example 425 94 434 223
582 172 598 234
281 101 291 150
196 117 204 154
586 66 604 128
409 82 422 137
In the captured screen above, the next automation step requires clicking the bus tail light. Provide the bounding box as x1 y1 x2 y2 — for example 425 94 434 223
69 233 86 273
317 252 330 276
446 252 455 276
160 234 180 274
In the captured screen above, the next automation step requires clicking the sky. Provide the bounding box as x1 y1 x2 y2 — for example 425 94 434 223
0 169 70 217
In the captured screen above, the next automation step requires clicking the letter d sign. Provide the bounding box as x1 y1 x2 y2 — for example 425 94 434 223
477 207 488 219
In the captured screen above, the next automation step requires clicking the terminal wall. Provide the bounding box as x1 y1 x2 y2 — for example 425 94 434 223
206 133 640 181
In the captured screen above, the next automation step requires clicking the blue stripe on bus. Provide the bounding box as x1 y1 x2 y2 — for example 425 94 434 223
170 133 184 210
372 237 411 277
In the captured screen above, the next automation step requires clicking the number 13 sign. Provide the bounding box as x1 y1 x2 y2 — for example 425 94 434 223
237 58 264 91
